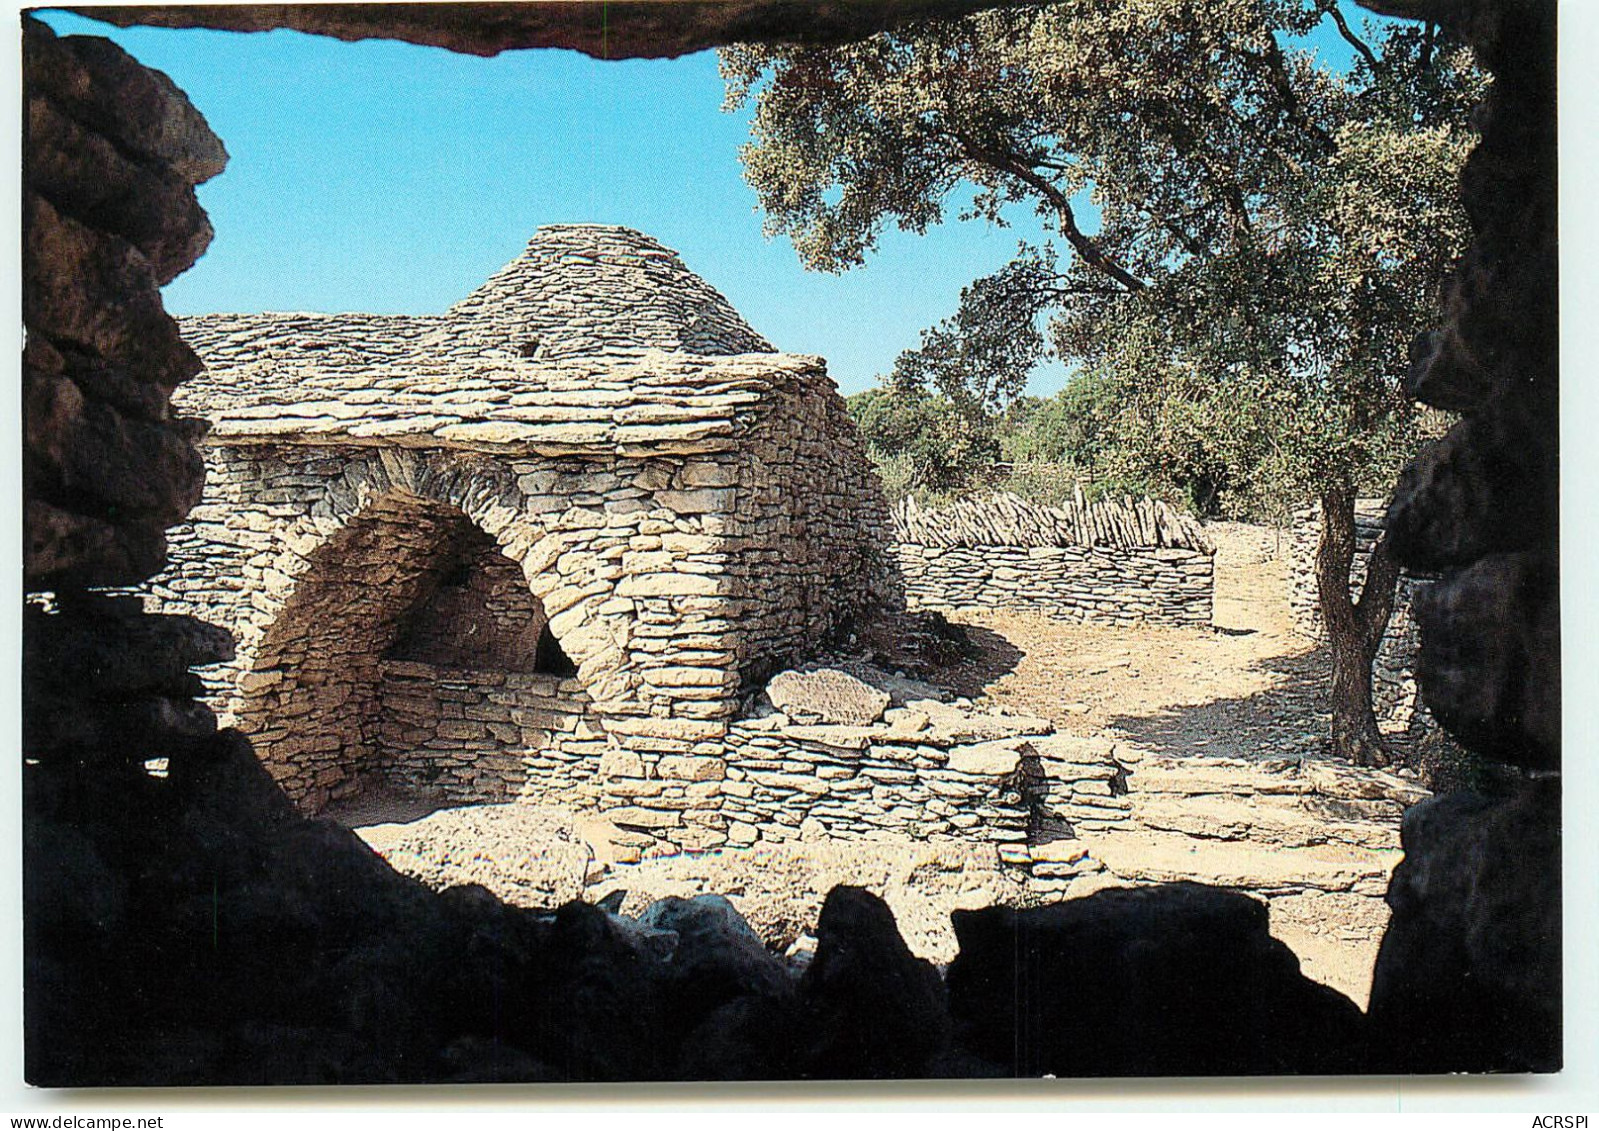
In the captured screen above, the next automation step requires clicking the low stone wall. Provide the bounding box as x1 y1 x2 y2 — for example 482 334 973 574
375 661 604 805
586 688 1136 861
893 543 1213 627
587 680 1420 941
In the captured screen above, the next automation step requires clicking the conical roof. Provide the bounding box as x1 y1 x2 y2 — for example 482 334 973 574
433 224 773 361
174 224 811 454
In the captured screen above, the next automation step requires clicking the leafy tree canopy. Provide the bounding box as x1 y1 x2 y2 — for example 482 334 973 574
722 1 1482 515
847 384 999 497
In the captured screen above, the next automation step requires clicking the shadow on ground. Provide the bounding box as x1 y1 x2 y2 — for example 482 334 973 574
323 780 453 827
928 622 1028 701
1101 643 1334 761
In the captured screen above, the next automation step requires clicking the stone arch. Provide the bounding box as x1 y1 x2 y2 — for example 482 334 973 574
237 450 632 700
235 448 633 812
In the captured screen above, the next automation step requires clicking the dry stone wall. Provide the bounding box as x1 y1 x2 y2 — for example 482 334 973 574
376 662 601 805
387 528 554 671
152 226 895 823
150 405 892 819
729 381 900 679
890 492 1213 627
591 658 1420 917
437 224 773 360
895 544 1213 626
589 673 1131 861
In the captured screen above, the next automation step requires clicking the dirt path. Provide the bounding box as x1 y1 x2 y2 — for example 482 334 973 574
912 524 1405 1005
933 523 1333 763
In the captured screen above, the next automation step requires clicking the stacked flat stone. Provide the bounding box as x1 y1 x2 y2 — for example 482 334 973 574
1287 500 1438 737
377 662 603 805
437 224 773 360
570 676 1130 857
892 493 1213 627
157 225 896 821
893 490 1211 552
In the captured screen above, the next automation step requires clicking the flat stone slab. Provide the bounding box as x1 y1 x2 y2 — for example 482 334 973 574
1083 830 1400 895
945 740 1026 777
765 667 891 727
1132 794 1401 852
837 662 950 706
1128 756 1311 797
1025 734 1119 766
778 724 879 751
1303 760 1431 806
910 699 1054 744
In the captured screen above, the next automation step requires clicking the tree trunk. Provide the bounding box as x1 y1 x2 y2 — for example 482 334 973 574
1315 483 1402 768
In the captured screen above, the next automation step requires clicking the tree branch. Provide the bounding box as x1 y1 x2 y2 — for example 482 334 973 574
1248 33 1335 154
1141 105 1254 239
950 130 1147 292
1323 2 1381 73
1355 527 1402 653
1143 207 1208 259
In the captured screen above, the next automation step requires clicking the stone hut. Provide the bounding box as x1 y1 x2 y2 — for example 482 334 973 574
156 224 895 825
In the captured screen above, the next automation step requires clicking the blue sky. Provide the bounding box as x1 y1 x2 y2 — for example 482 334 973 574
37 8 1370 397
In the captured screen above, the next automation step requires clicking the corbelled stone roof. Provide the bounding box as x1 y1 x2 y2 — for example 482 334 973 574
181 351 830 457
181 224 772 367
174 225 809 455
438 224 772 359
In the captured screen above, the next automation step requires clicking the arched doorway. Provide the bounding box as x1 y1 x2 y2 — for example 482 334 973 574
238 489 597 813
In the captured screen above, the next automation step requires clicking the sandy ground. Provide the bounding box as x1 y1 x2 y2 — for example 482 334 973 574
342 523 1394 1006
936 522 1331 760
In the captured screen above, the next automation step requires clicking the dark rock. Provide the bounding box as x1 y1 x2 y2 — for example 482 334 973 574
23 498 170 590
674 993 804 1081
428 884 557 1052
797 885 950 1079
946 883 1367 1076
24 602 234 698
24 369 208 524
638 894 793 1009
24 19 228 184
438 1036 562 1083
1385 400 1555 573
23 193 201 386
1412 552 1559 767
29 336 177 421
76 1 1057 61
1374 0 1558 788
25 93 216 284
168 728 301 834
523 900 670 1080
630 896 802 1080
24 686 219 763
1367 782 1561 1073
22 16 225 590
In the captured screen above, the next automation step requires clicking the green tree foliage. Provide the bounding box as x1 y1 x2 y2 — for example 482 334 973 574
725 2 1482 765
847 385 998 498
